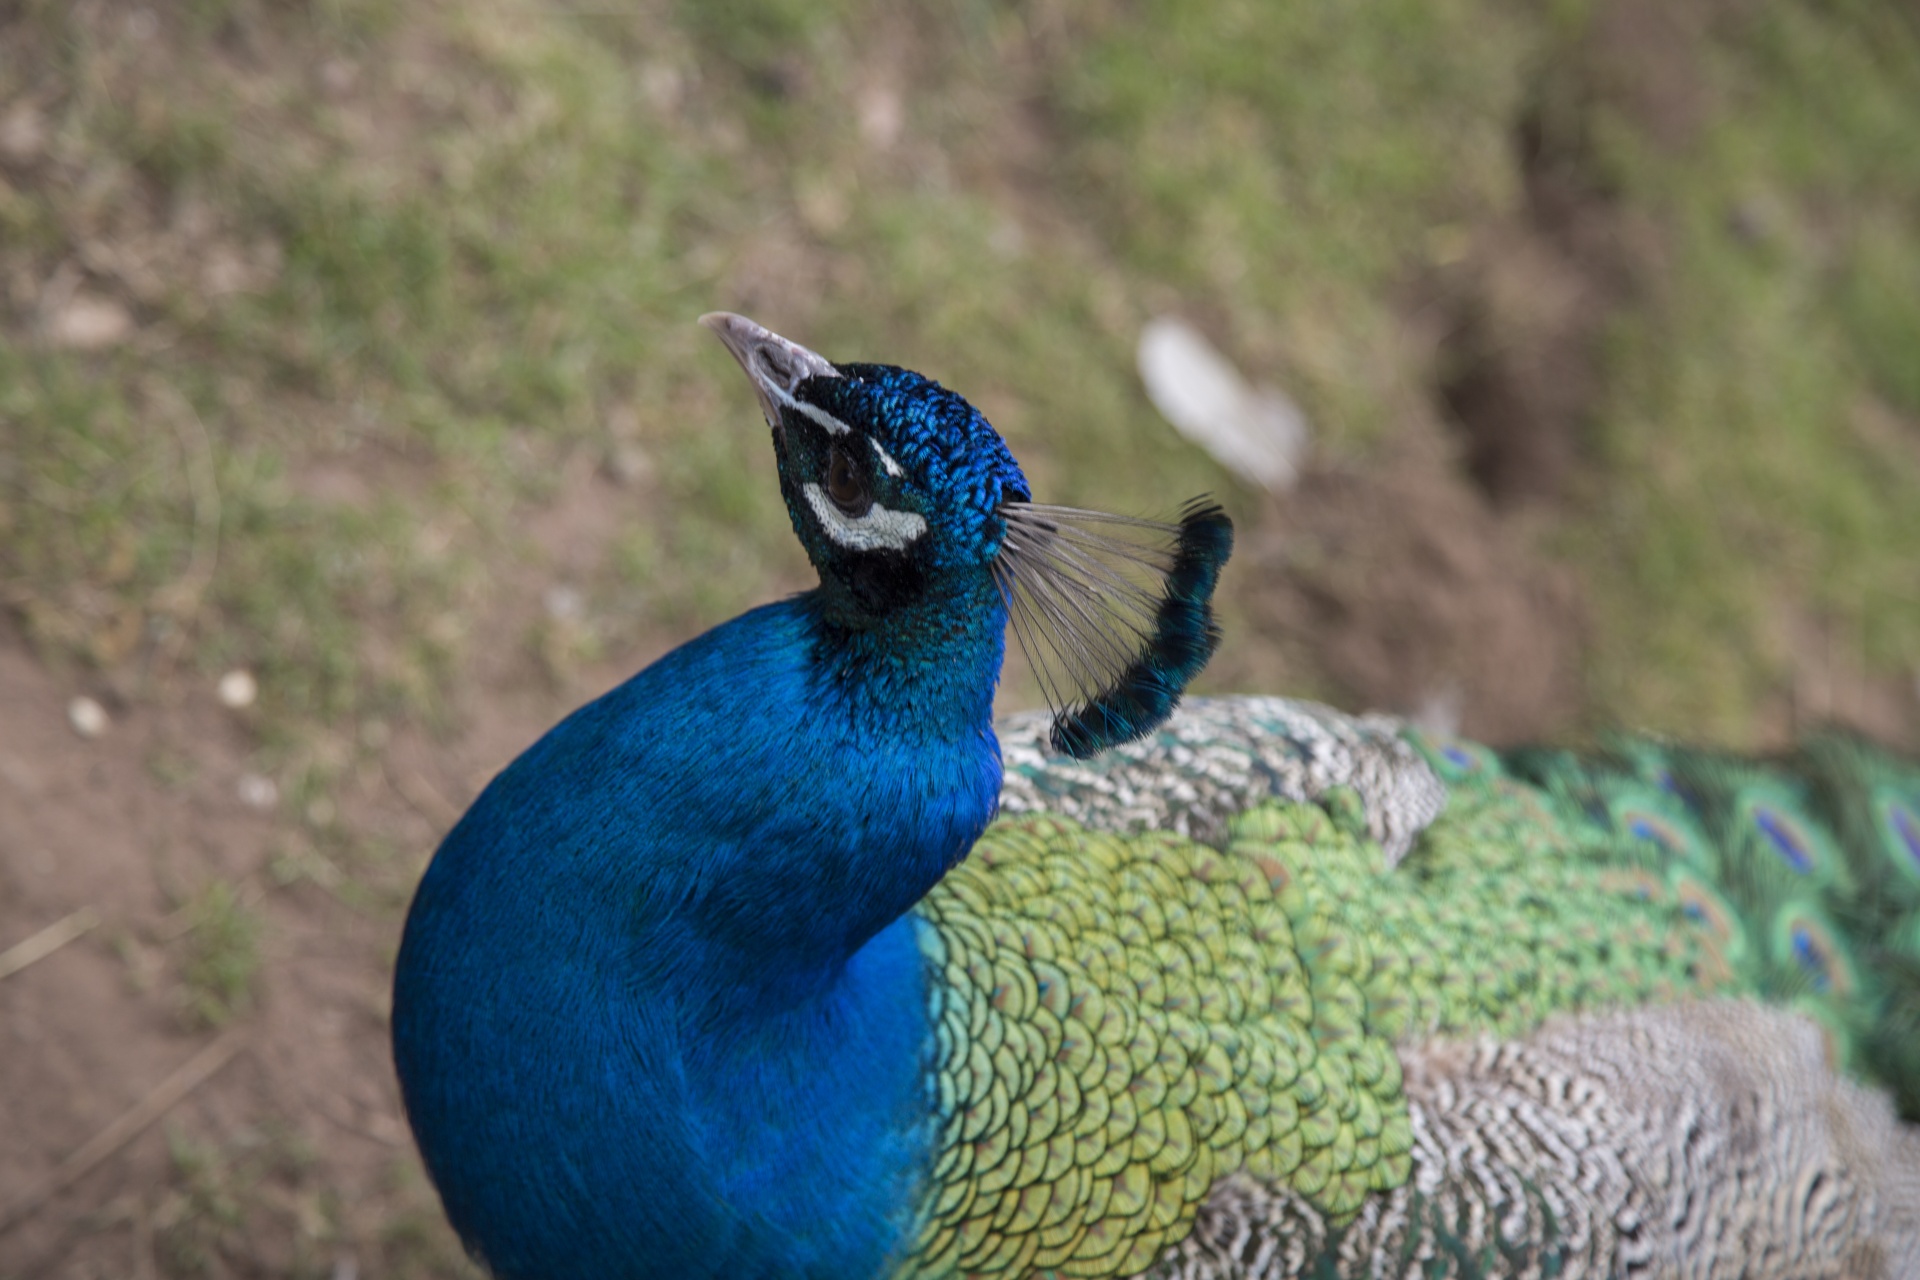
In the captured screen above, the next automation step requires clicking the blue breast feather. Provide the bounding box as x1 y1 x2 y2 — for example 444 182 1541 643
393 596 1001 1277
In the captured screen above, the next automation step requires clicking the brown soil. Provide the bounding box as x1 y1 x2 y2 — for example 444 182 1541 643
0 446 710 1277
1245 441 1588 745
0 621 466 1279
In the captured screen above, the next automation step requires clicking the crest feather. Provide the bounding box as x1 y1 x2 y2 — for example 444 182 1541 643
993 498 1232 758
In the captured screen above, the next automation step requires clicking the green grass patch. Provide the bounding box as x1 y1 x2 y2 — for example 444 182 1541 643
157 1122 336 1279
177 880 261 1027
2 0 1916 763
1569 0 1920 741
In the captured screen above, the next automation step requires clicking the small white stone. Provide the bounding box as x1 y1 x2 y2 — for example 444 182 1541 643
1409 685 1464 740
217 669 258 709
45 294 133 351
544 585 584 622
989 215 1026 260
605 441 652 488
0 102 46 164
639 62 682 114
858 84 903 149
200 245 252 296
67 696 108 739
320 59 359 97
236 773 278 810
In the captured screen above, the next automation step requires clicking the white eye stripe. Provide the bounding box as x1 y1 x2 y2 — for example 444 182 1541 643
764 381 852 437
791 400 852 437
802 484 927 551
870 440 905 478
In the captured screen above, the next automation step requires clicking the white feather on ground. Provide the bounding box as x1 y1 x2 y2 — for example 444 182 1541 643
1136 317 1309 492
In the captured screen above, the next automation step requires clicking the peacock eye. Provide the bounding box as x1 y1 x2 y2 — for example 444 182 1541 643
825 445 871 517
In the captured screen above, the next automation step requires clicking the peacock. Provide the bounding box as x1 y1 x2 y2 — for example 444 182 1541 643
391 314 1920 1279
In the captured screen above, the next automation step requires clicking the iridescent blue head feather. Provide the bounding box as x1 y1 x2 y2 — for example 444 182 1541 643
702 314 1028 627
818 363 1032 563
702 312 1232 756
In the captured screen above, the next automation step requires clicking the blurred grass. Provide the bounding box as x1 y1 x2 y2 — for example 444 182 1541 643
158 1121 351 1278
0 0 1915 761
176 879 260 1027
1573 0 1920 737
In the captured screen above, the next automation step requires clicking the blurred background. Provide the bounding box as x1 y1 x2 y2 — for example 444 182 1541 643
1 0 1917 1274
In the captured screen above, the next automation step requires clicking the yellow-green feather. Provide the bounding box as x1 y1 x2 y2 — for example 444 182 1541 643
901 758 1751 1277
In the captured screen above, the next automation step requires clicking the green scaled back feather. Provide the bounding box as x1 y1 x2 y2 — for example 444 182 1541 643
886 699 1920 1277
902 740 1756 1276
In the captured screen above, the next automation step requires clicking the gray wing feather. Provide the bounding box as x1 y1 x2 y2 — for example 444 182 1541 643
997 695 1445 864
1143 1001 1920 1279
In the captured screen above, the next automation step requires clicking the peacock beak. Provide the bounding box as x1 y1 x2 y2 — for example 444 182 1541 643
699 312 840 435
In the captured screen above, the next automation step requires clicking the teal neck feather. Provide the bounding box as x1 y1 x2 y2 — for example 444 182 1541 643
394 587 1007 1277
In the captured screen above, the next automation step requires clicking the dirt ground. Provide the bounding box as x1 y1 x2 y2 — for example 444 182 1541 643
0 429 719 1276
1 622 467 1279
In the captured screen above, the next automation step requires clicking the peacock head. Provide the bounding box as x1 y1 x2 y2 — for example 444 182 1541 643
701 312 1030 621
701 312 1234 758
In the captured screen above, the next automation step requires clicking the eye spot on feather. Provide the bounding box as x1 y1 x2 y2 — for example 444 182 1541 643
1677 888 1730 936
1790 925 1831 992
1753 805 1813 874
1890 801 1920 870
1409 733 1501 784
1599 868 1662 902
1668 868 1745 985
1773 908 1855 1000
1620 810 1690 859
1250 853 1290 892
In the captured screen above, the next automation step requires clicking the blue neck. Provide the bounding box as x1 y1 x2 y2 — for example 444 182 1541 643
392 578 1006 1278
681 580 1007 1013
